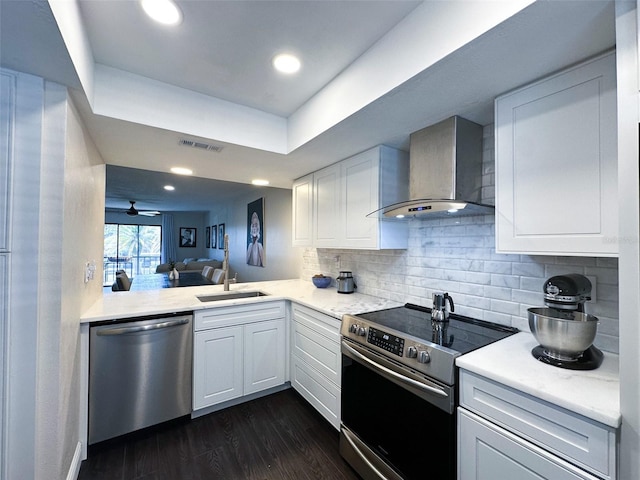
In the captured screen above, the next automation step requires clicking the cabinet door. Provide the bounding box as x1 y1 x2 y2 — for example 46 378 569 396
495 52 617 256
341 149 379 249
244 319 285 395
0 72 14 252
292 173 313 247
193 326 243 410
459 408 600 480
313 163 341 247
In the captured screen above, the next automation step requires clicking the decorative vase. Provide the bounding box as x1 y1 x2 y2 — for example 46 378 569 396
169 268 179 280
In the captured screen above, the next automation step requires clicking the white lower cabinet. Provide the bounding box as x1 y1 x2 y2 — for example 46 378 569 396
458 370 617 480
290 303 341 430
459 409 601 480
193 302 286 411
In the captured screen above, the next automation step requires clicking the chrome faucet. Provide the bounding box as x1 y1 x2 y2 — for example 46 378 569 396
223 234 230 291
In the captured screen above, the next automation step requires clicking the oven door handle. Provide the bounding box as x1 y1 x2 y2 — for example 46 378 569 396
342 341 448 398
342 427 391 480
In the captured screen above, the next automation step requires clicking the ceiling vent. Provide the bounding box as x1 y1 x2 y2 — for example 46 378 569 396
178 139 224 152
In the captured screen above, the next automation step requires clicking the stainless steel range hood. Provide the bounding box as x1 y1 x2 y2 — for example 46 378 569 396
369 116 495 219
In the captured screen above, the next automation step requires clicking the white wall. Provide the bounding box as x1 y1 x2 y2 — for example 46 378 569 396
3 68 105 480
614 2 640 478
302 125 619 354
56 93 104 477
206 187 302 283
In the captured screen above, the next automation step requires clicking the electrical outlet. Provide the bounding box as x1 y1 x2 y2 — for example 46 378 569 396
85 261 96 283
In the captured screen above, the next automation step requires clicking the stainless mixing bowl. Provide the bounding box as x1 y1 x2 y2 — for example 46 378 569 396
527 307 598 361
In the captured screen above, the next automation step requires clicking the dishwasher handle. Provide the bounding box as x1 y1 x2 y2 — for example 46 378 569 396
96 318 190 336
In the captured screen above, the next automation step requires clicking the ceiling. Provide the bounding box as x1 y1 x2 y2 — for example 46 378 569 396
78 0 422 117
0 0 616 213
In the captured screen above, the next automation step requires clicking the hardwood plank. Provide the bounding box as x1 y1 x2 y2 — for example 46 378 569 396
79 388 360 480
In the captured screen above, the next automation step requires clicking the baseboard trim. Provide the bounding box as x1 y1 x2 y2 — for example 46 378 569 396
192 383 291 419
65 441 83 480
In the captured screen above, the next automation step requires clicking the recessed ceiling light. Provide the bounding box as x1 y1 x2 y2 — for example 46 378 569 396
252 179 270 186
272 53 301 74
170 167 193 175
140 0 182 25
164 185 175 191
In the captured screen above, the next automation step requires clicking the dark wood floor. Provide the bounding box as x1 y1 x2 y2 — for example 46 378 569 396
79 388 361 480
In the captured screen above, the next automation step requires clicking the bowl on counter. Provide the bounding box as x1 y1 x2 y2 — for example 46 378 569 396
527 307 598 360
312 275 332 288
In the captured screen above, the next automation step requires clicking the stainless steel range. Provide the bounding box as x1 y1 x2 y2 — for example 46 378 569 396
340 298 518 480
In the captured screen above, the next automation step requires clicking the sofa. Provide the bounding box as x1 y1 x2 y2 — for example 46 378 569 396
155 258 223 274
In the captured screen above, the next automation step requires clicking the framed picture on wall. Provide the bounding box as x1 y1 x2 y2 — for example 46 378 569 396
246 197 265 267
218 223 225 250
179 227 196 248
211 225 217 249
205 226 210 248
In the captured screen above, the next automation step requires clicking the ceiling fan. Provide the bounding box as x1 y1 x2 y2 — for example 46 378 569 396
125 201 161 217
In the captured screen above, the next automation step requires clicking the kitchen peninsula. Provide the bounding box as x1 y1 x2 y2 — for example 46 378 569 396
82 279 402 323
80 280 620 477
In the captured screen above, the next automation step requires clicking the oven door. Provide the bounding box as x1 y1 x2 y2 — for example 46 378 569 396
340 338 456 480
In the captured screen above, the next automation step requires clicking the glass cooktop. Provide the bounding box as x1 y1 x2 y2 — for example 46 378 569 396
355 303 518 355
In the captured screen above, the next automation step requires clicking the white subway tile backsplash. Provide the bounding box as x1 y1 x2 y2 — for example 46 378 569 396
302 125 619 353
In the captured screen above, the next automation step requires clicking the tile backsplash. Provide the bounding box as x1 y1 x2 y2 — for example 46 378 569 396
300 125 619 354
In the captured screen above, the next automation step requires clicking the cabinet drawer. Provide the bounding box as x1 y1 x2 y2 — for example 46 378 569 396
291 355 340 431
459 408 601 480
291 304 340 334
291 304 340 385
194 301 285 331
292 319 341 386
460 370 616 480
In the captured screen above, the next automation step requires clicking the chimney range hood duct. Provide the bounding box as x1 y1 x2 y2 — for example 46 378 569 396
369 116 495 219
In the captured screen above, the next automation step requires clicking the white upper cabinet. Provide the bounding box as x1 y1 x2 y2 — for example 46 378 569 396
313 163 342 247
495 52 617 256
293 145 408 250
291 173 313 247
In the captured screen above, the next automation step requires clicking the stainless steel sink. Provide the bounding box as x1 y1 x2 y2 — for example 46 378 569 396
197 291 269 302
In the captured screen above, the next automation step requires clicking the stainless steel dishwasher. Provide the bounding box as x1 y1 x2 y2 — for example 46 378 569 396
89 312 193 444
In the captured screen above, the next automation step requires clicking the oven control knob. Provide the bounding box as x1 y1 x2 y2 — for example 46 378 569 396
417 350 431 364
349 324 359 334
406 346 418 358
356 326 366 337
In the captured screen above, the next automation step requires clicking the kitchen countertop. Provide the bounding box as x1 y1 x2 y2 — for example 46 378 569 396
81 278 404 323
82 279 620 430
456 332 620 428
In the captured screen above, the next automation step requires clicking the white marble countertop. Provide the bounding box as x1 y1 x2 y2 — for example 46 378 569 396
456 332 620 428
81 278 403 323
82 279 621 429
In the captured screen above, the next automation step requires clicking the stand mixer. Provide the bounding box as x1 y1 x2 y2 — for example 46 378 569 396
528 274 603 370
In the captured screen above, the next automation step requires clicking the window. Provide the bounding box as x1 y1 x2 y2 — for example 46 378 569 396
104 224 162 286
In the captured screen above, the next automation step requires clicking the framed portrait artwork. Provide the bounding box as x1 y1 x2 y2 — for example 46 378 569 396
179 227 196 248
246 198 265 267
218 223 225 250
211 225 217 249
205 226 210 248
